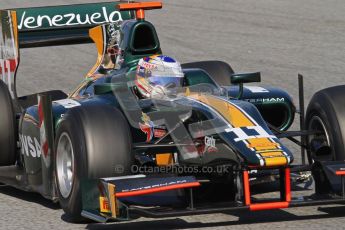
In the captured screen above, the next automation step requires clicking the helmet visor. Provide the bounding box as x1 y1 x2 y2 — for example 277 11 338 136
148 76 184 89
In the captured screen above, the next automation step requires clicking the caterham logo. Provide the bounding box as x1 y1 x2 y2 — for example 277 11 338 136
245 98 285 103
18 7 123 30
204 136 217 153
19 134 41 158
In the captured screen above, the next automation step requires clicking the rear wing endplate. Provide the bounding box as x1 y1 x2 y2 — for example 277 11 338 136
0 10 19 98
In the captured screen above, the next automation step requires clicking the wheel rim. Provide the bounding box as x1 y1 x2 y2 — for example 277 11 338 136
308 115 331 156
56 132 75 198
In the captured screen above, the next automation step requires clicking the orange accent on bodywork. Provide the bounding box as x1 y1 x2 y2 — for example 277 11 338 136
260 151 284 157
156 153 174 166
250 201 289 211
285 168 291 202
188 94 288 167
247 138 279 151
188 94 254 127
336 171 345 175
87 26 105 78
108 183 118 218
69 26 105 98
118 2 162 10
99 196 111 213
118 2 163 20
10 11 19 49
262 156 287 167
136 9 145 20
245 168 291 211
243 171 251 205
260 151 287 167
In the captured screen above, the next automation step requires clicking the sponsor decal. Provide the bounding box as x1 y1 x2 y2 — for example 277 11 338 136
121 180 189 193
38 96 51 167
19 134 41 158
244 86 269 93
204 136 218 153
139 112 155 142
139 112 166 142
54 99 81 109
154 128 166 138
141 62 157 70
17 7 123 30
99 196 111 213
194 136 218 155
0 59 17 73
245 98 285 103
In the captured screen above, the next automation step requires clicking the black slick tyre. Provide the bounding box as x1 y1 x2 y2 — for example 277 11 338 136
54 105 132 222
182 61 234 86
0 80 16 166
306 85 345 161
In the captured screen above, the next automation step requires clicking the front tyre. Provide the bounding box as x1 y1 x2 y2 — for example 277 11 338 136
306 85 345 161
54 105 133 222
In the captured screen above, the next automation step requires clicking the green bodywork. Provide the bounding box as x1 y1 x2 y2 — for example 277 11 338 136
3 1 296 205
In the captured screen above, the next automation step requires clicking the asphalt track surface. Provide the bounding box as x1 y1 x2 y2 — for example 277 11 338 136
1 0 345 229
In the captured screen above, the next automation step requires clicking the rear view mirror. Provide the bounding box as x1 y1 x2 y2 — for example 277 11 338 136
230 72 261 84
230 72 261 99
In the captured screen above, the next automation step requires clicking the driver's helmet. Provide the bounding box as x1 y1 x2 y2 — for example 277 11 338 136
135 55 184 99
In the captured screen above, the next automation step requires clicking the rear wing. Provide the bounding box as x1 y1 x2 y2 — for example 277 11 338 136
13 1 135 48
0 1 136 98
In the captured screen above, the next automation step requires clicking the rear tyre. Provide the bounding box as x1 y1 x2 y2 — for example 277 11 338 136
0 80 16 166
54 105 133 222
182 61 234 86
306 85 345 161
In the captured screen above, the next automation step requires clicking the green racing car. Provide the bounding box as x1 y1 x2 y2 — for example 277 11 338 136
0 1 345 223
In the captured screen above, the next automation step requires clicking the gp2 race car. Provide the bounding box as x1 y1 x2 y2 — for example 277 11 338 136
1 1 345 223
